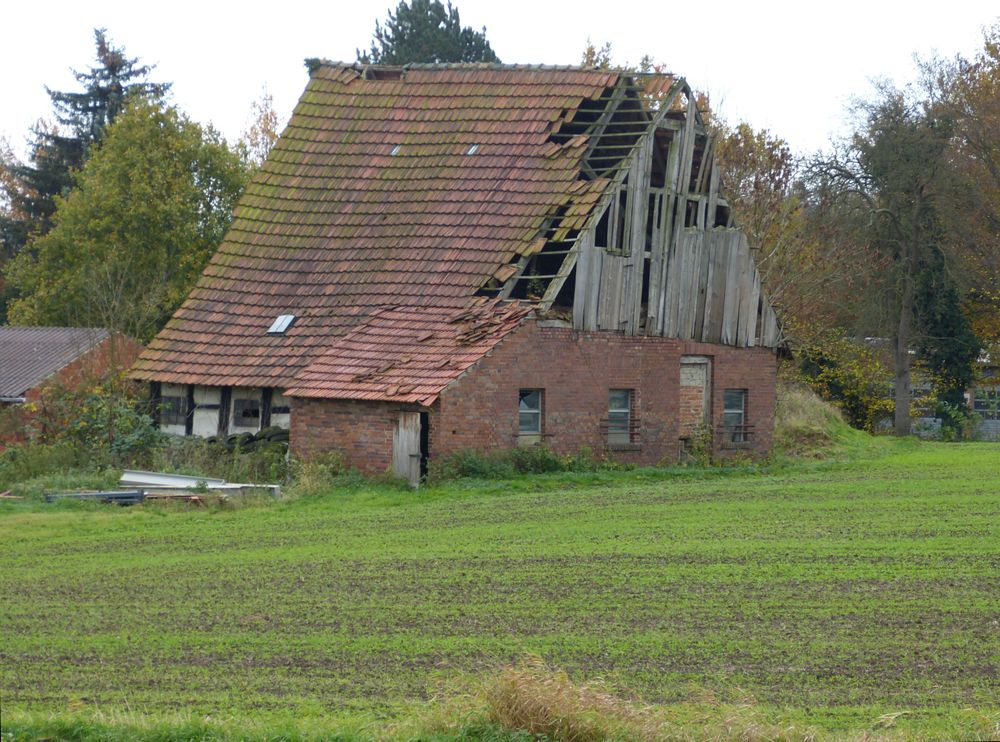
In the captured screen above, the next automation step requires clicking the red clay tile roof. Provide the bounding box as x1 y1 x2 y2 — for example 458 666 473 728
0 326 110 399
284 299 531 404
131 63 620 396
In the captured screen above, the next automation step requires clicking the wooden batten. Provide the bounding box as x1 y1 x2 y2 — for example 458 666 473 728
531 75 779 350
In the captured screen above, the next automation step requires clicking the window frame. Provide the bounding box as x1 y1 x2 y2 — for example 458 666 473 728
722 389 747 443
160 396 187 427
607 388 633 445
518 389 543 444
233 397 262 427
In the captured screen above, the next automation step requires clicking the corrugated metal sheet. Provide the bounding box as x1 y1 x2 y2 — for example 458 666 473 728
0 326 109 398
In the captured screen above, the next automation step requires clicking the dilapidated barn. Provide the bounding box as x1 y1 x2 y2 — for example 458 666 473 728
131 63 781 482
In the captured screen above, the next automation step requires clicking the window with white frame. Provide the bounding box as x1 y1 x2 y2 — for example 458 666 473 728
608 389 632 445
518 389 543 443
723 389 747 442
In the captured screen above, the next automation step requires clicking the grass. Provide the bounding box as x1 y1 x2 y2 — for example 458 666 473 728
1 428 998 739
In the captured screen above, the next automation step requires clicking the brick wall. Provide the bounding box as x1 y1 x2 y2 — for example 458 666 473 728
680 340 776 456
678 385 707 439
291 397 414 475
289 321 776 471
433 321 776 465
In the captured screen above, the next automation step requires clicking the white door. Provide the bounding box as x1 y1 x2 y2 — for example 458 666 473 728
392 412 422 486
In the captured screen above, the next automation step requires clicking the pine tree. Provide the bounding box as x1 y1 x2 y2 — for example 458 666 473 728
0 29 168 259
358 0 499 65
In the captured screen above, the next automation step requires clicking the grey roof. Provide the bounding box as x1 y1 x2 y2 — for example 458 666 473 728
0 326 110 399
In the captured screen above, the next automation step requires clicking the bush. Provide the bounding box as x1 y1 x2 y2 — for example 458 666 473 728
5 371 160 462
149 435 291 484
286 452 348 497
797 336 894 432
0 440 102 489
431 446 613 481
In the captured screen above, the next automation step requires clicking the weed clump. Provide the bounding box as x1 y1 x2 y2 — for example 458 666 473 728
482 657 652 742
431 446 624 481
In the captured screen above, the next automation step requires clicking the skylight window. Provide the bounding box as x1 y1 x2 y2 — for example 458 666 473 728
267 314 296 335
466 144 479 155
390 144 402 156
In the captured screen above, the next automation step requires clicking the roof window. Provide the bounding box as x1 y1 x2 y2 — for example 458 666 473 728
466 144 479 155
390 144 402 156
267 314 296 335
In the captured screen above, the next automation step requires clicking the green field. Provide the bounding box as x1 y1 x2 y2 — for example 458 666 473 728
2 441 999 740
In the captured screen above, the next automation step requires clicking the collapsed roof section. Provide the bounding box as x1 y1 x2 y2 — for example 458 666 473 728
132 63 778 397
284 298 531 405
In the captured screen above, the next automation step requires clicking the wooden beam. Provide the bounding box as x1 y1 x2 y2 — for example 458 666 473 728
581 78 631 172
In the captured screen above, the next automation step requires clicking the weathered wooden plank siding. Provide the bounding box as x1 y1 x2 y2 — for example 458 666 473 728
530 77 779 349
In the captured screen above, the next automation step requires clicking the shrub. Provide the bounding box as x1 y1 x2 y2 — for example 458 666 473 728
0 440 101 489
431 446 613 481
797 335 894 432
6 371 160 462
148 435 291 484
286 452 348 497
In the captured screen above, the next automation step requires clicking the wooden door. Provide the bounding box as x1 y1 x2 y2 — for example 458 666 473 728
392 412 422 486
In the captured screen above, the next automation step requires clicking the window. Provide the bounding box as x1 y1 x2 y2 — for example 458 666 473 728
234 398 261 424
608 389 632 445
267 314 296 335
723 389 747 442
160 396 186 427
974 386 999 420
518 389 543 444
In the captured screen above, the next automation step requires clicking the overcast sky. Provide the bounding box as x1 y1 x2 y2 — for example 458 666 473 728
3 1 997 160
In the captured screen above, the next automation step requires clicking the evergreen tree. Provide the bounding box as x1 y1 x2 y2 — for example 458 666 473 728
913 252 980 435
358 0 499 65
0 29 168 259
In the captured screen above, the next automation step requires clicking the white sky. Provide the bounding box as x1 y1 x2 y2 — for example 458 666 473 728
3 1 998 160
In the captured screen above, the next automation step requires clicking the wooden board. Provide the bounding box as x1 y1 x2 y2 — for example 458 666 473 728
392 412 422 486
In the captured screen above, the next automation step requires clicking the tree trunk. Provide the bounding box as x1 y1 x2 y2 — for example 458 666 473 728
893 319 912 436
893 205 922 437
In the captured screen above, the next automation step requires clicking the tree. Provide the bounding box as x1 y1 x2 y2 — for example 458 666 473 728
805 82 971 436
240 87 280 167
923 22 1000 350
5 99 250 341
0 29 167 260
358 0 499 65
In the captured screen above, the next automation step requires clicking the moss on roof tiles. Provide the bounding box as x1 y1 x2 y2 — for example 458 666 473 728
133 65 626 390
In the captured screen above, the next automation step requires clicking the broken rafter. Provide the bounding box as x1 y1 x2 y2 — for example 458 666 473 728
537 78 689 311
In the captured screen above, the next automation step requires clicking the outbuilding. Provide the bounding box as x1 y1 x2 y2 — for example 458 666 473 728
132 63 781 482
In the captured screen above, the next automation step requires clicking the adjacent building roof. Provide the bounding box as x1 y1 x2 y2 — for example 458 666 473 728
131 63 623 393
0 326 109 400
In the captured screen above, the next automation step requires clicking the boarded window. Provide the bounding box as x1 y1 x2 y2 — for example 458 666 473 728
608 389 632 445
